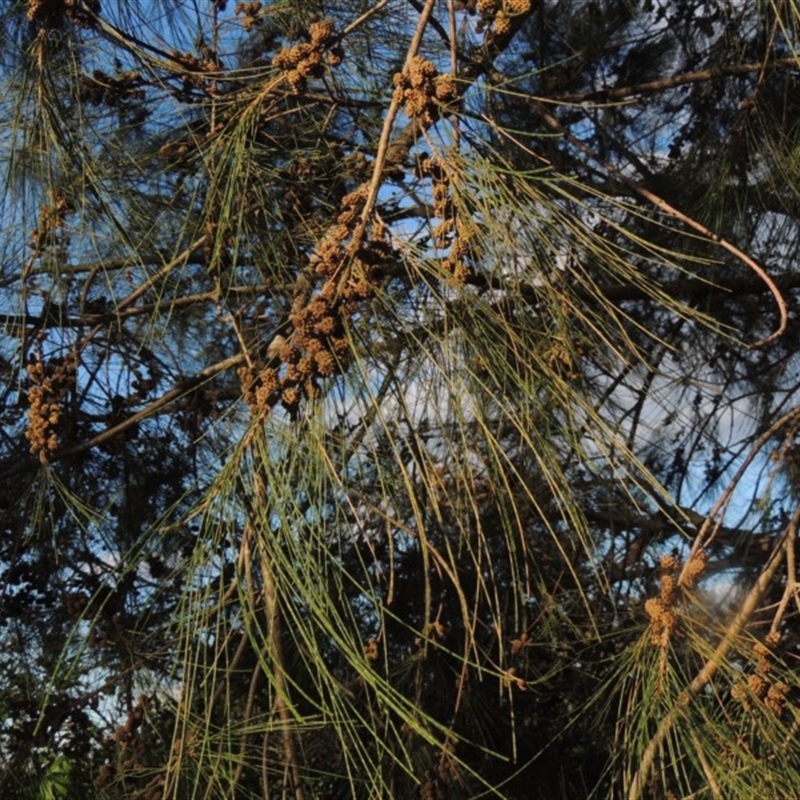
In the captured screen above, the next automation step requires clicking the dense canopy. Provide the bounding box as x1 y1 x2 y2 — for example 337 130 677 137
2 1 800 798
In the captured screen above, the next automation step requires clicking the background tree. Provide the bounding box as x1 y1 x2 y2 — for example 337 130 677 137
2 1 800 797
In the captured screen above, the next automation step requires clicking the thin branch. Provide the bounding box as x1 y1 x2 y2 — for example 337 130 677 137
357 0 438 233
340 0 394 38
546 57 800 106
531 101 788 347
683 405 800 569
0 353 246 478
251 469 305 800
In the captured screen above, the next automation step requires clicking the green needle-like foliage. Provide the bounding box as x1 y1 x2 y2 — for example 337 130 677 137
2 1 800 798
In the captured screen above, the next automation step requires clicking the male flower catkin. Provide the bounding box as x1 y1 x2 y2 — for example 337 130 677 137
271 19 342 94
392 57 458 126
25 354 77 463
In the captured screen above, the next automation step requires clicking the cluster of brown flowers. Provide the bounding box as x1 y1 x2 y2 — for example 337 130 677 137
78 69 145 108
543 335 583 382
467 0 532 37
644 554 682 649
174 47 222 76
241 189 393 417
29 191 71 256
165 47 224 100
311 188 394 287
731 632 791 717
679 547 707 588
25 353 77 464
27 0 98 28
239 287 348 416
442 220 479 284
234 1 263 31
364 637 379 662
392 57 458 127
272 20 343 94
423 155 454 225
421 154 480 284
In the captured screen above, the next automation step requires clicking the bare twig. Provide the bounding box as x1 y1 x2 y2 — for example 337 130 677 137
546 57 800 106
683 405 800 568
340 0 393 38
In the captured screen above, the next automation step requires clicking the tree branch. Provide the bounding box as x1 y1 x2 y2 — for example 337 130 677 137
547 57 800 106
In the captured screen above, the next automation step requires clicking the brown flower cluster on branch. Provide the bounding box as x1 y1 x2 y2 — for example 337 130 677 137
175 48 222 76
238 293 348 416
25 353 77 464
392 57 458 127
162 47 224 100
644 553 694 692
79 69 145 107
679 548 707 588
731 633 791 718
423 156 454 223
307 187 393 292
234 1 263 30
240 190 394 418
272 20 343 94
464 0 531 37
95 698 168 800
421 154 480 284
29 191 72 258
644 554 682 650
442 224 478 284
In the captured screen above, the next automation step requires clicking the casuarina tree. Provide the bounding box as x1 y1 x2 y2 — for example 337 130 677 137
2 1 800 797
